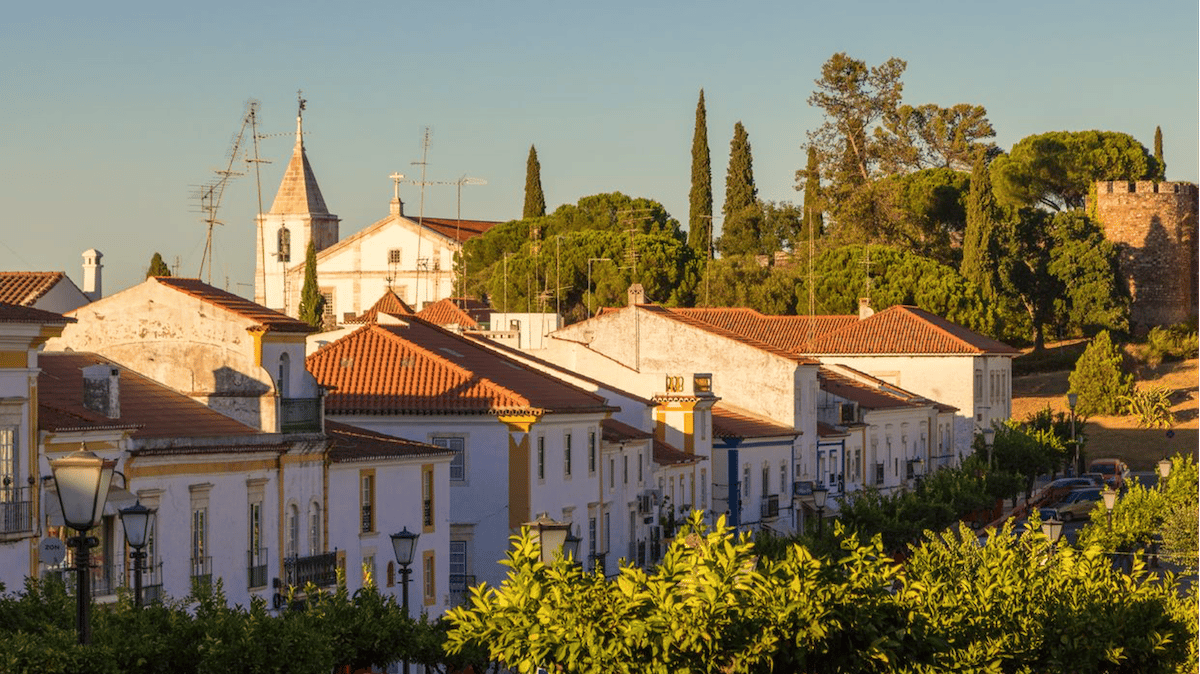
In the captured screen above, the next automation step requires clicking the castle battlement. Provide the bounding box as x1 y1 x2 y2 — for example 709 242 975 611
1096 180 1198 195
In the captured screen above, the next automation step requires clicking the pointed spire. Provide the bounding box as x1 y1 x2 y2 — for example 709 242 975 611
268 93 329 215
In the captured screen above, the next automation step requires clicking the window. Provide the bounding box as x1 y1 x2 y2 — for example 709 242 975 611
422 465 435 532
603 512 611 555
449 541 467 589
700 469 708 507
537 436 545 480
623 455 628 484
637 452 643 482
309 501 321 554
588 430 596 473
422 550 436 606
609 458 614 489
249 501 262 556
780 464 787 495
277 226 291 262
363 555 376 586
360 471 376 533
588 517 597 560
320 290 335 325
192 506 207 564
388 248 402 264
742 465 751 501
434 437 466 482
762 463 770 497
189 483 212 583
974 368 983 399
287 504 300 559
564 433 572 477
0 426 14 496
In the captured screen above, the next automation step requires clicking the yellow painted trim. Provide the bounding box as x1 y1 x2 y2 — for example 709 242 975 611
508 431 530 530
498 413 539 434
684 409 694 454
280 453 324 465
0 351 26 367
31 325 66 348
251 330 264 368
126 458 277 479
654 408 665 443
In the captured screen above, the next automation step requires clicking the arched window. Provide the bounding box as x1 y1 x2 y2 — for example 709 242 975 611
278 226 292 262
277 352 291 398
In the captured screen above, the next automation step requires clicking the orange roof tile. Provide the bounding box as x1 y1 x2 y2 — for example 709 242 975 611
817 367 926 411
0 302 73 325
601 418 652 443
644 306 819 364
0 272 68 306
653 438 704 466
804 305 1020 356
417 298 481 329
670 307 855 353
414 217 501 244
38 353 262 438
349 289 415 323
711 403 799 440
307 317 615 416
325 421 455 462
152 278 314 333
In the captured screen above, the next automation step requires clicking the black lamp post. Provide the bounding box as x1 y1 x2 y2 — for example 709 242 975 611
981 427 995 471
390 526 419 674
118 500 153 609
812 486 828 535
525 513 570 564
49 446 117 645
563 530 582 565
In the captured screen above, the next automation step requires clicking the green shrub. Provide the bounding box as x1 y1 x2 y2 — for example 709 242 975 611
1142 324 1199 367
1121 386 1175 428
1068 330 1133 415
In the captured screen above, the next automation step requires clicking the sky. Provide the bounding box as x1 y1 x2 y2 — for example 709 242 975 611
2 0 1196 297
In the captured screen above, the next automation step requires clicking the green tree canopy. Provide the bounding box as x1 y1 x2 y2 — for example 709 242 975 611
145 252 171 278
1153 125 1166 180
991 130 1158 211
1047 210 1130 336
297 241 325 329
878 102 997 173
960 156 1000 301
688 89 713 257
1068 330 1134 416
717 122 761 256
523 144 546 219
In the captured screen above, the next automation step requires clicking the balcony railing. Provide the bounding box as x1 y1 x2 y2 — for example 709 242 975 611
284 551 339 589
0 485 33 535
191 556 212 593
142 560 164 604
760 494 780 520
280 397 321 433
44 559 121 598
248 548 269 589
874 463 885 486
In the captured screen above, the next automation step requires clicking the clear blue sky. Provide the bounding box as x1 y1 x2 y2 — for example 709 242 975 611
3 0 1196 296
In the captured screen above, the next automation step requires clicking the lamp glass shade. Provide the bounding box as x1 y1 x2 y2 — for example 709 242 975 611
1067 392 1078 410
1157 458 1173 480
1041 518 1064 543
563 531 582 562
1102 487 1117 511
525 513 569 563
812 486 828 509
390 527 419 567
981 428 995 447
119 501 154 549
912 458 924 475
49 448 117 531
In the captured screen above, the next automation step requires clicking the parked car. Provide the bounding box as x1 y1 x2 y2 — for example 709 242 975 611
1038 477 1101 505
1043 487 1104 522
1087 458 1129 489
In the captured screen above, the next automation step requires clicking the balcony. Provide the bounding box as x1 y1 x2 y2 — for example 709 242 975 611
284 551 339 589
191 556 213 593
760 494 780 520
874 463 885 486
280 397 321 433
142 561 164 604
44 559 121 598
0 485 33 536
248 548 269 589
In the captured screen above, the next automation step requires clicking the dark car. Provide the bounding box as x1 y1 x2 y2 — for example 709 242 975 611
1039 477 1101 505
1086 458 1129 489
1042 487 1104 522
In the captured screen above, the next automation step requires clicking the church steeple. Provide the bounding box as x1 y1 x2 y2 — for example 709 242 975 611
268 93 330 215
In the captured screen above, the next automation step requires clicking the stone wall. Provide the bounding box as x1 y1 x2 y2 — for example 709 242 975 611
1094 181 1198 331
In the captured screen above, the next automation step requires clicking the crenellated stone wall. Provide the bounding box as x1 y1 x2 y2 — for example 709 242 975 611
1094 181 1198 331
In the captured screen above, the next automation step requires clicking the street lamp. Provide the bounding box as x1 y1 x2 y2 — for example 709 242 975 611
525 513 570 564
911 457 924 486
1042 517 1064 554
49 446 117 645
563 530 582 564
981 427 995 470
118 500 154 609
812 486 828 535
1157 457 1173 482
1067 393 1079 474
587 258 612 317
1102 486 1117 531
390 526 419 674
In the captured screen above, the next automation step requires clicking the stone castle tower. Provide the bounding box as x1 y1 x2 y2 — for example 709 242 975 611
1094 180 1198 331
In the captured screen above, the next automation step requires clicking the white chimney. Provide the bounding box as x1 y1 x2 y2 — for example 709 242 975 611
82 364 120 419
858 297 874 320
81 249 103 301
627 283 645 307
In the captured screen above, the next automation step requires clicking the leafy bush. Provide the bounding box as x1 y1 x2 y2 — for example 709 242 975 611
1068 330 1134 415
1121 386 1175 428
1142 324 1199 367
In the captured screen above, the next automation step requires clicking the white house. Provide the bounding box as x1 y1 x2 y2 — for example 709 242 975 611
0 270 92 315
710 402 800 534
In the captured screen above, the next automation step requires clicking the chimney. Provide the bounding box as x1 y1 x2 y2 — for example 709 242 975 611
627 283 645 307
81 249 103 301
858 297 874 320
82 364 120 419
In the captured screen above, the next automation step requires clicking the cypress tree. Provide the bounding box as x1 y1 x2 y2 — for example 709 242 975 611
145 252 171 278
1153 126 1166 181
718 122 761 256
297 241 325 329
523 145 546 219
688 89 713 258
961 156 999 300
800 146 823 239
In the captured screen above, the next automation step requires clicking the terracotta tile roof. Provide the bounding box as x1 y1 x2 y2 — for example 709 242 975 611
0 302 73 325
804 305 1020 356
307 317 616 416
670 307 857 353
417 298 480 329
711 402 799 440
817 422 849 438
348 289 414 323
414 217 501 244
601 418 652 443
38 353 262 438
325 421 454 463
653 438 704 466
818 365 946 412
152 278 314 333
269 130 330 215
0 272 67 306
643 306 819 364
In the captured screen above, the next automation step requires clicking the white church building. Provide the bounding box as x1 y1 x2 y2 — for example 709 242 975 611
254 108 499 322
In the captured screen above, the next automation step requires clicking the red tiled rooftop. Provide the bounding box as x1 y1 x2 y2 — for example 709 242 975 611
817 367 926 411
653 438 704 466
644 306 819 364
804 305 1020 356
349 289 414 323
417 298 480 329
711 403 799 440
416 217 501 244
325 421 455 463
38 353 262 438
670 308 853 352
152 278 314 333
601 418 652 443
0 272 68 306
0 302 73 325
307 317 616 416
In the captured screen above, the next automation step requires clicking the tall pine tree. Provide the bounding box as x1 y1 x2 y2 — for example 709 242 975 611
717 122 761 256
1154 126 1166 181
687 89 713 258
297 241 325 329
523 145 546 219
960 156 999 300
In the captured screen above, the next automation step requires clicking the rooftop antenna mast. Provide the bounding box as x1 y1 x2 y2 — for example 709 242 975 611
245 100 272 304
195 102 254 283
411 127 432 307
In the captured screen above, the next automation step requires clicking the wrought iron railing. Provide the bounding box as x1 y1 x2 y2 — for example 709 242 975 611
248 548 269 588
284 551 338 588
280 398 321 433
191 556 212 593
760 494 780 519
141 560 164 604
875 463 885 486
44 559 121 597
0 485 33 534
360 504 373 533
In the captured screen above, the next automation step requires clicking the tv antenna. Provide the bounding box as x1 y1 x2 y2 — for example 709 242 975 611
194 100 261 283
